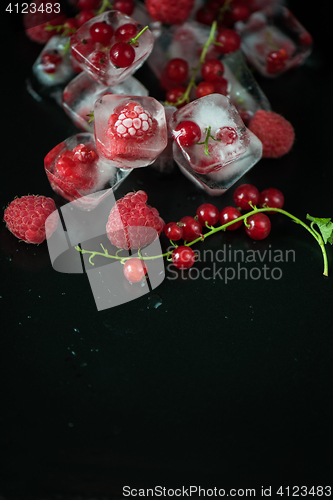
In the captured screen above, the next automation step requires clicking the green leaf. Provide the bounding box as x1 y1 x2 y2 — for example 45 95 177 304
307 214 333 244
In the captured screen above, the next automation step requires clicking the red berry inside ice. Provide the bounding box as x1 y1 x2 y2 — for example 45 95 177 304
216 126 238 145
220 206 243 230
109 41 135 68
172 246 196 270
123 258 148 283
165 58 189 83
245 213 271 240
266 49 289 74
233 184 260 210
41 51 63 74
106 190 165 250
115 23 137 42
201 58 224 82
90 50 108 72
196 203 219 227
174 121 201 147
108 101 155 140
89 22 114 45
55 143 98 192
259 188 285 211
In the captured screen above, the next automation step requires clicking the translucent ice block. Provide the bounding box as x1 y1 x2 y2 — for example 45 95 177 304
151 104 177 173
131 0 162 39
169 94 252 175
235 5 312 77
70 10 154 86
62 72 149 132
30 35 76 101
222 50 271 124
173 132 262 196
44 133 132 207
94 94 168 169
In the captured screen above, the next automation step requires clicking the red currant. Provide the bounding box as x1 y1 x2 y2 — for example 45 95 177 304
109 41 135 67
196 203 219 227
233 184 260 210
76 9 95 27
195 80 215 98
213 77 228 95
179 216 203 241
165 58 189 83
174 121 201 147
220 206 242 230
231 4 250 22
89 22 114 45
245 213 271 240
165 86 186 107
113 0 134 16
115 23 137 42
123 258 148 283
259 188 284 212
195 6 217 26
172 246 196 270
164 222 184 241
90 50 108 72
216 29 241 54
76 0 100 10
266 49 289 74
41 51 63 74
201 58 224 82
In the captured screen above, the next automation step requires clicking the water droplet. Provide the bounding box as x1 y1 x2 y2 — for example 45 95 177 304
147 294 163 310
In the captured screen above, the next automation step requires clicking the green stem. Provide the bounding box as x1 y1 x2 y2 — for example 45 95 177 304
164 21 218 107
75 207 329 276
96 0 113 15
129 26 149 45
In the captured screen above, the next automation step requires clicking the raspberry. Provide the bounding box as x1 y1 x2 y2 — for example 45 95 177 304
4 195 57 244
106 191 165 250
55 143 98 193
23 0 65 44
145 0 195 24
248 110 295 159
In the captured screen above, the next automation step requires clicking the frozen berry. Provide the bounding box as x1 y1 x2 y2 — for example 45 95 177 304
174 121 201 147
109 41 135 67
89 22 114 45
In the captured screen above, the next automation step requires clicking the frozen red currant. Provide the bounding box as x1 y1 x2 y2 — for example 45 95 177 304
172 246 196 270
164 222 184 241
220 206 242 230
165 58 189 83
89 22 114 45
115 23 137 42
196 203 219 227
216 29 241 54
216 126 238 145
201 58 224 82
259 188 284 211
90 50 108 72
123 258 148 283
41 51 63 74
245 213 271 240
174 121 201 147
266 49 289 74
233 184 260 210
109 41 135 67
195 80 215 98
179 216 203 241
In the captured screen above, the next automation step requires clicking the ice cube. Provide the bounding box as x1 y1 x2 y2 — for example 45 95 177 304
173 131 262 196
169 94 252 174
30 35 76 101
150 104 177 173
44 132 132 208
62 72 149 132
70 10 154 86
94 94 168 169
131 0 162 39
235 5 312 77
222 50 271 124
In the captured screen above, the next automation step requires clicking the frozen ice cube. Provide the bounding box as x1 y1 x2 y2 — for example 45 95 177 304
151 104 177 173
32 35 76 87
235 5 312 77
62 72 149 132
70 10 154 86
44 132 132 208
173 131 262 196
169 94 251 174
94 94 168 169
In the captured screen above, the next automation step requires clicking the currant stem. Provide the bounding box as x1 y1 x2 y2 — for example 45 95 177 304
129 26 148 45
164 21 218 107
96 0 113 15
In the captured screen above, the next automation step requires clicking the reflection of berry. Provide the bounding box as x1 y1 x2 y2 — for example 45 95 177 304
106 190 165 250
4 195 57 244
145 0 194 24
249 110 295 158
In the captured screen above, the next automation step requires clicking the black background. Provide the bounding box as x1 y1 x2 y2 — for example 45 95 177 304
1 1 333 497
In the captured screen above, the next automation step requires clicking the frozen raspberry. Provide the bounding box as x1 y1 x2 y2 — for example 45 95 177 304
145 0 195 24
249 110 295 159
106 191 165 250
4 195 57 244
55 143 98 192
108 102 155 140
